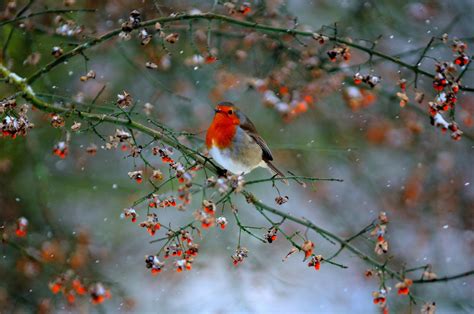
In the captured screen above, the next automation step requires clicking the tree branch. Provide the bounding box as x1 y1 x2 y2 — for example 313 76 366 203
1 63 472 287
413 270 474 284
24 12 474 92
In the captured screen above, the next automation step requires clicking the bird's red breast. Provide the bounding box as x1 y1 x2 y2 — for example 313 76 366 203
206 104 240 149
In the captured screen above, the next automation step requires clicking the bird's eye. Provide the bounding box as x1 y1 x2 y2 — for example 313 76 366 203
228 110 233 115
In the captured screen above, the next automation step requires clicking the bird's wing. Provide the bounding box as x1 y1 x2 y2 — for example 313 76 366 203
238 113 274 161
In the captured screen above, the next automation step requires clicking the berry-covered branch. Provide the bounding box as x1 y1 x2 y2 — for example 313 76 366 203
2 63 472 290
24 12 474 92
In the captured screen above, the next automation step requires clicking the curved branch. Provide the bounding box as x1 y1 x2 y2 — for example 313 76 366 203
413 270 474 284
244 176 344 186
25 12 474 92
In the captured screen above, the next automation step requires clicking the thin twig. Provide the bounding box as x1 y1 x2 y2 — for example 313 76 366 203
413 270 474 284
0 8 97 27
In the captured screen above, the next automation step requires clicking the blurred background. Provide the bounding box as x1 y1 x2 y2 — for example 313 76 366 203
0 0 473 313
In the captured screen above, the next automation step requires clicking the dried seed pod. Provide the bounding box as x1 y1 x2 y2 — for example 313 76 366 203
129 10 141 28
441 33 449 43
421 302 436 314
139 29 152 45
415 91 425 104
50 114 65 128
145 62 158 69
312 33 328 44
24 52 41 65
165 33 179 44
275 195 289 205
80 70 96 82
364 75 381 88
121 21 133 32
86 143 98 155
51 46 63 58
396 92 409 107
116 91 133 109
71 121 81 132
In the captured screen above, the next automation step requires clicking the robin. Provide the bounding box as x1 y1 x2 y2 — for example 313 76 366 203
206 101 286 179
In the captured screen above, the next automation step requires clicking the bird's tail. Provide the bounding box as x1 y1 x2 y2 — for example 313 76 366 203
265 161 289 185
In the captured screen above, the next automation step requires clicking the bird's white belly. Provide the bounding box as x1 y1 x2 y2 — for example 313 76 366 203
209 146 256 174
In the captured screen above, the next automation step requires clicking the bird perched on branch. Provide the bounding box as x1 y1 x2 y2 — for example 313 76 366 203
206 101 286 180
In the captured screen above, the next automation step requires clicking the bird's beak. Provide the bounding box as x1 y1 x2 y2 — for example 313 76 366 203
214 108 221 114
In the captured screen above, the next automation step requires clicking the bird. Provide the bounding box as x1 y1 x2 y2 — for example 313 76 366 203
206 101 286 179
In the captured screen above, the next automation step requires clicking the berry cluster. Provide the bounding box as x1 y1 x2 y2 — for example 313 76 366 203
148 194 177 208
395 278 413 295
372 289 387 308
452 39 469 67
426 38 469 140
121 207 137 222
216 216 228 229
51 46 63 58
139 213 161 236
49 270 110 305
54 15 83 37
307 254 323 270
275 195 289 205
371 212 389 255
353 72 381 88
327 44 351 62
120 10 142 34
53 141 69 159
231 247 249 266
264 227 278 243
127 170 143 183
0 100 34 139
248 70 314 122
106 128 132 150
153 146 174 163
145 255 165 275
144 227 200 275
15 217 28 237
193 200 227 230
223 1 252 15
301 240 315 259
119 9 181 47
50 114 65 128
194 200 218 229
430 113 463 141
342 86 376 111
116 91 133 109
89 283 112 305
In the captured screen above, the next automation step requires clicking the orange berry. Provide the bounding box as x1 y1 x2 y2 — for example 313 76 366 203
67 293 76 304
